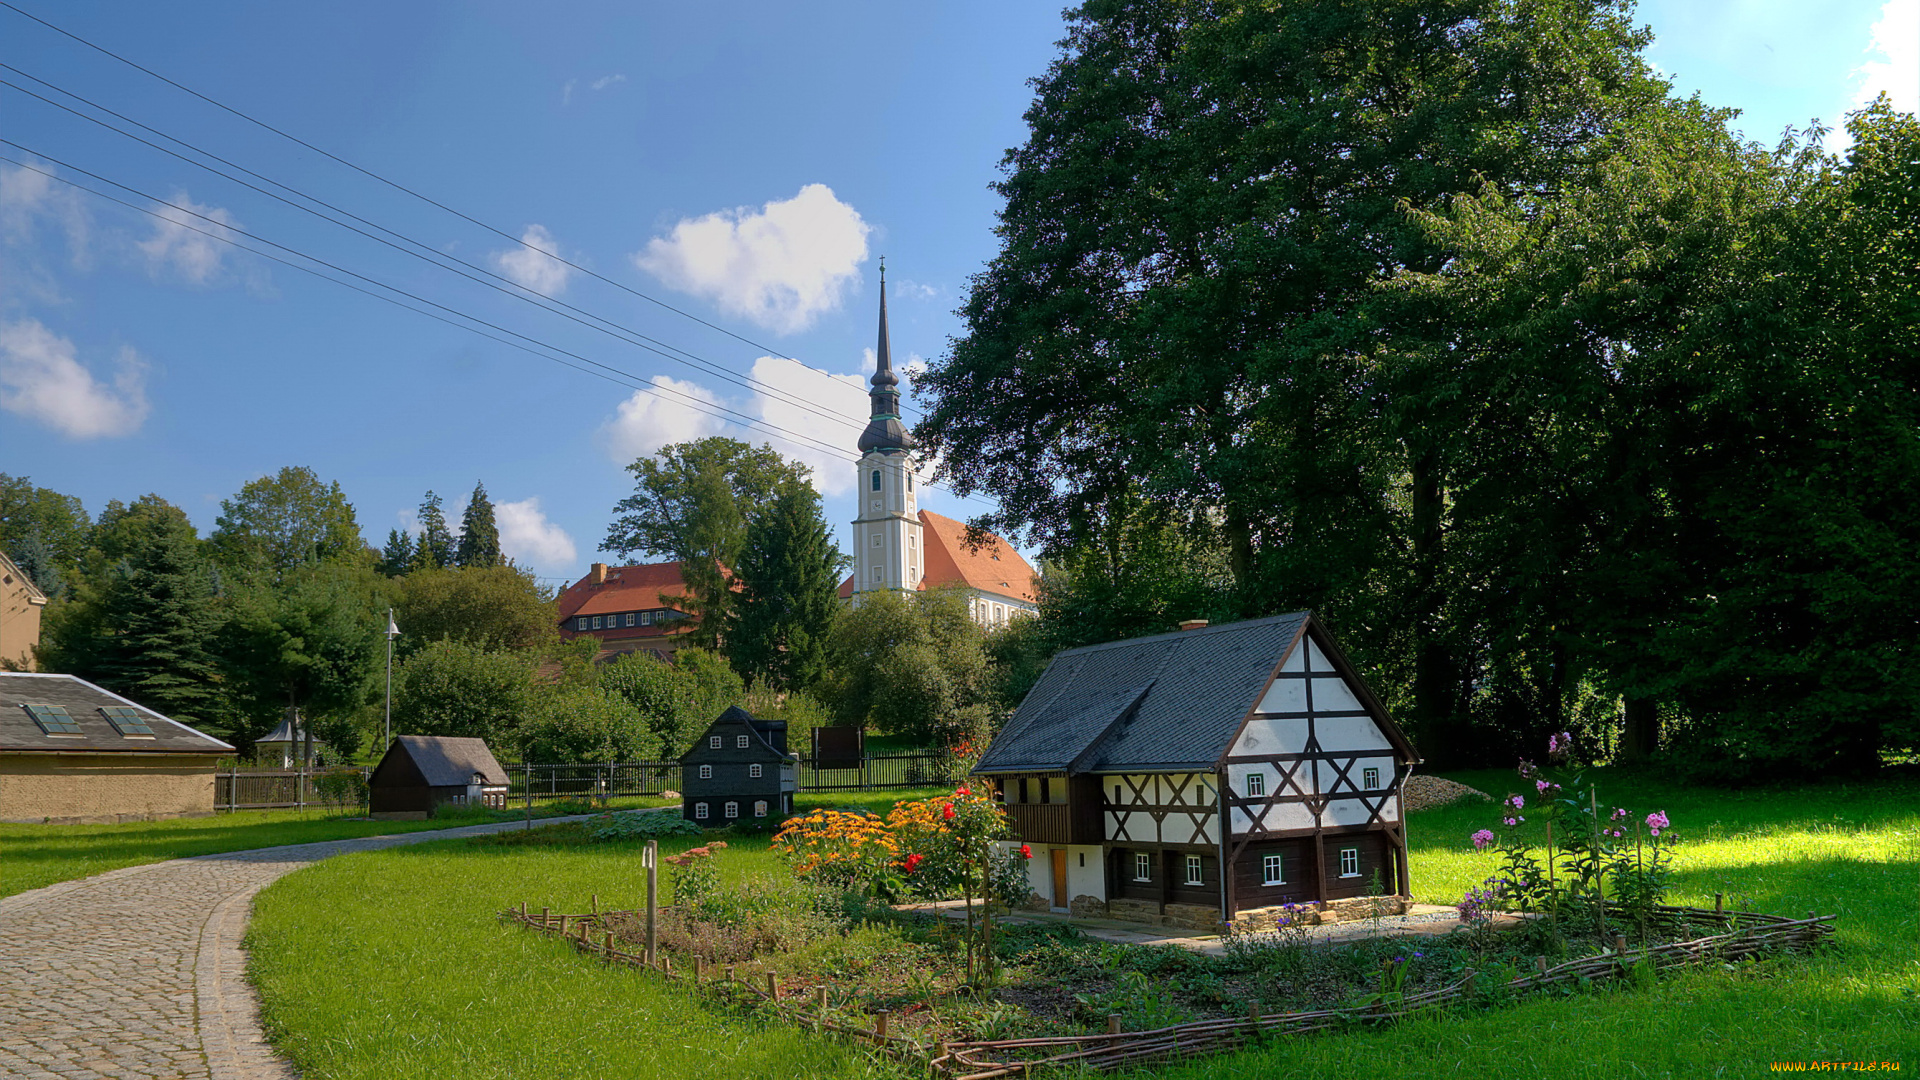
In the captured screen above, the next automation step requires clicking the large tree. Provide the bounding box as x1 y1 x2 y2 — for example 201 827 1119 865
391 640 534 745
410 491 456 571
221 562 386 761
210 466 364 579
826 588 994 750
455 480 502 569
38 496 226 731
596 647 744 757
915 0 1678 761
724 482 844 690
390 564 558 655
0 474 91 599
602 437 813 647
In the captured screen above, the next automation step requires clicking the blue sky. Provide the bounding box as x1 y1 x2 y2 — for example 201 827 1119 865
2 0 1913 587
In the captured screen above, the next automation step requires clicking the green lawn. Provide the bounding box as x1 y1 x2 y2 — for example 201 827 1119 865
0 795 675 900
247 774 1920 1078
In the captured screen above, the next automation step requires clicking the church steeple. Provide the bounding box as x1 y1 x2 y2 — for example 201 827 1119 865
859 259 914 454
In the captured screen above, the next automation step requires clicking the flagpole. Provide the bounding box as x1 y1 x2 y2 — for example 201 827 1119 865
384 608 399 748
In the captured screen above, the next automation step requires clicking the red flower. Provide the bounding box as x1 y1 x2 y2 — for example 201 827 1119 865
904 853 924 874
1020 844 1032 859
957 786 972 797
942 802 956 820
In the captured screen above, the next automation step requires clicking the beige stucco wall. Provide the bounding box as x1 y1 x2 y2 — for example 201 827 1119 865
0 753 218 824
0 579 44 670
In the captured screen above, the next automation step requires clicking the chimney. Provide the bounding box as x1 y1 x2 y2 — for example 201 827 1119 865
589 562 608 585
1178 619 1209 632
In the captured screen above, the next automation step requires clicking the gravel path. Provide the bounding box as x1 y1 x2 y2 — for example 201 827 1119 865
0 815 609 1080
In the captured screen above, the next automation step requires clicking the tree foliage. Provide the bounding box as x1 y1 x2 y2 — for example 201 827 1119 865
724 481 844 690
455 480 502 569
391 564 557 655
826 588 994 749
210 466 364 579
411 491 455 571
220 562 386 755
514 685 656 764
391 640 534 745
596 647 745 757
0 473 90 598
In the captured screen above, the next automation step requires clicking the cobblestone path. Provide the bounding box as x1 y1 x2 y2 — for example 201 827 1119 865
0 817 597 1080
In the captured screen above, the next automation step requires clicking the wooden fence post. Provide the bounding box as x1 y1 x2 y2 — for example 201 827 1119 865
766 972 778 999
644 840 658 968
874 1009 890 1041
540 906 550 931
815 986 828 1032
1714 892 1725 914
695 957 704 984
1107 1014 1122 1035
1535 956 1548 977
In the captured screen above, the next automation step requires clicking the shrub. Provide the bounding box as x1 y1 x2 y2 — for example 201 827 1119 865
584 811 703 842
514 686 658 764
313 767 368 815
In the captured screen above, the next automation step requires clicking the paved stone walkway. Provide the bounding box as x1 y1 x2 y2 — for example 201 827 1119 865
0 815 608 1080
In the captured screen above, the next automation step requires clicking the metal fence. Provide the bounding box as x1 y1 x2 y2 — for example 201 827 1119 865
214 752 949 813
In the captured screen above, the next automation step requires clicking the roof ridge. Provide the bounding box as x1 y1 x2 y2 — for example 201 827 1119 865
1050 611 1309 660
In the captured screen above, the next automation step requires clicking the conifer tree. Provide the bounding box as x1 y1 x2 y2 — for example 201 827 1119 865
411 491 455 571
725 484 844 690
455 481 502 568
378 528 415 576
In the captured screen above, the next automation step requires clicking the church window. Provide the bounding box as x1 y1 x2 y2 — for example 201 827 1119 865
871 533 881 547
872 566 882 582
871 470 881 491
907 473 913 490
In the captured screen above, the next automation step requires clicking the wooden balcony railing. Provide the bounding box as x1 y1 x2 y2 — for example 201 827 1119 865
1003 801 1104 845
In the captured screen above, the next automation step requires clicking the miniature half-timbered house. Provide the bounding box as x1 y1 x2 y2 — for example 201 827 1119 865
972 612 1418 931
367 735 510 820
678 706 797 827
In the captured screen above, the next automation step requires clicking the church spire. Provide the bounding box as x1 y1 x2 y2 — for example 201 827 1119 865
859 258 913 453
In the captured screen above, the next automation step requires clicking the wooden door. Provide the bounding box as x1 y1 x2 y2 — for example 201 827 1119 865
1051 848 1069 911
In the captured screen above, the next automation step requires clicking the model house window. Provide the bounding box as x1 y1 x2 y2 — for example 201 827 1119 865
754 800 768 817
725 802 739 819
575 617 588 630
871 470 882 491
709 736 722 749
1363 766 1380 789
1133 852 1151 882
591 616 602 629
736 735 750 748
1340 847 1360 877
1185 855 1203 885
1246 772 1265 797
699 764 713 779
625 613 636 626
1263 854 1285 885
749 763 763 778
641 611 653 625
694 802 709 820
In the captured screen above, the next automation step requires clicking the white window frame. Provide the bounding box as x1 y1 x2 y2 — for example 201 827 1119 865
1363 766 1380 789
575 617 588 630
736 735 750 748
749 763 763 778
625 612 636 627
709 736 722 749
1340 847 1360 878
724 801 738 819
1184 854 1203 885
1263 853 1285 885
694 802 709 820
591 615 602 629
1133 852 1151 882
698 764 713 779
1246 772 1265 797
753 800 768 817
871 469 882 491
641 611 653 626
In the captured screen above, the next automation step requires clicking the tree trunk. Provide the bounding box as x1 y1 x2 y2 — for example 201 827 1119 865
1619 696 1659 763
1225 501 1255 615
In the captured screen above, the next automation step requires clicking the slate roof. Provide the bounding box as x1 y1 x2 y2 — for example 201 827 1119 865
974 612 1309 775
377 735 509 787
0 672 232 755
679 705 796 763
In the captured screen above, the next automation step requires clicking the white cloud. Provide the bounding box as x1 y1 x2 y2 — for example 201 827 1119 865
747 356 870 496
0 319 150 438
859 346 877 374
591 74 627 91
600 373 731 463
496 497 578 567
138 193 237 284
562 79 578 106
892 277 938 302
490 224 574 296
1830 0 1919 150
632 183 871 334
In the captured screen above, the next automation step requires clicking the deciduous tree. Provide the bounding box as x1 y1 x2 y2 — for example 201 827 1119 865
210 466 364 579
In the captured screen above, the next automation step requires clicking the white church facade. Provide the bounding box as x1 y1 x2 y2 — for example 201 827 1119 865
838 271 1038 628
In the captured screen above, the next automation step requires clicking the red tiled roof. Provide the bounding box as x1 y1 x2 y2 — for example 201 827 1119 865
556 562 694 621
835 510 1038 604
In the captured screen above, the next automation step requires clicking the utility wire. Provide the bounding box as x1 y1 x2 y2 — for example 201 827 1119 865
0 149 979 502
0 0 928 419
0 67 871 439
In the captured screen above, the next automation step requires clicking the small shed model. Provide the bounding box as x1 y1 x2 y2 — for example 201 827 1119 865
678 705 797 827
368 735 510 820
973 612 1418 932
1 672 232 823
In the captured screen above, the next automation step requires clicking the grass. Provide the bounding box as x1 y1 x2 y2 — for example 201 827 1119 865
246 774 1920 1078
0 794 676 900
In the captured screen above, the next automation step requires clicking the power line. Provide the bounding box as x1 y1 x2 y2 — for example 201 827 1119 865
0 0 928 420
0 150 982 504
0 66 873 440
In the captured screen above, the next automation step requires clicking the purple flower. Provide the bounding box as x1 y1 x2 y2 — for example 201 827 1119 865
1646 810 1670 834
1472 829 1496 850
1502 816 1517 827
1611 807 1630 821
1506 794 1526 811
1517 760 1538 780
1536 779 1556 795
1548 732 1572 759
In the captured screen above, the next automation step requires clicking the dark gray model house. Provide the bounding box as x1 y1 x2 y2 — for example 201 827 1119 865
678 706 797 827
368 735 510 820
972 612 1418 931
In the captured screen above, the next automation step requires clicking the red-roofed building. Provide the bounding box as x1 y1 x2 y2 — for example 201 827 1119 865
837 508 1039 628
555 561 701 661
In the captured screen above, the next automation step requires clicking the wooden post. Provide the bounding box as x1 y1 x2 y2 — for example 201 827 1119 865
602 931 613 960
1715 892 1724 914
934 1041 949 1074
644 840 659 968
1535 956 1548 977
592 893 599 915
1463 968 1477 995
874 1009 890 1041
663 955 673 976
815 986 828 1032
1613 934 1627 954
726 965 736 984
1106 1014 1122 1035
540 906 550 930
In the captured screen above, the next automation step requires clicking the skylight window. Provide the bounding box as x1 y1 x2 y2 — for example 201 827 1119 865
24 704 82 735
100 706 155 736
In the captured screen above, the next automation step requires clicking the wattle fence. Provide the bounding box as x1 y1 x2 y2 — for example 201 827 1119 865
213 752 946 812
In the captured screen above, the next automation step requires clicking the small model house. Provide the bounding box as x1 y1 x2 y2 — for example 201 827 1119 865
1 672 232 823
368 735 510 820
678 705 797 827
973 612 1417 931
253 715 326 768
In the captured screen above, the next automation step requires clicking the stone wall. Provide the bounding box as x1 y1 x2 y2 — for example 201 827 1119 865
1229 894 1410 931
1069 894 1107 919
0 754 217 824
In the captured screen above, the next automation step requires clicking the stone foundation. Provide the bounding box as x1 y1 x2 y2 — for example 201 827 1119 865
1229 895 1410 931
1069 894 1107 919
1162 903 1226 932
1104 897 1159 925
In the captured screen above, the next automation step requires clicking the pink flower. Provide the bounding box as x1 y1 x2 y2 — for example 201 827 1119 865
1611 807 1630 820
1535 779 1553 794
957 786 971 797
1506 794 1526 811
1020 844 1033 859
1646 810 1669 837
1471 829 1495 850
1502 816 1517 827
1548 732 1572 759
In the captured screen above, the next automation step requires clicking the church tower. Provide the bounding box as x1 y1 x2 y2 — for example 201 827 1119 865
851 262 923 603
